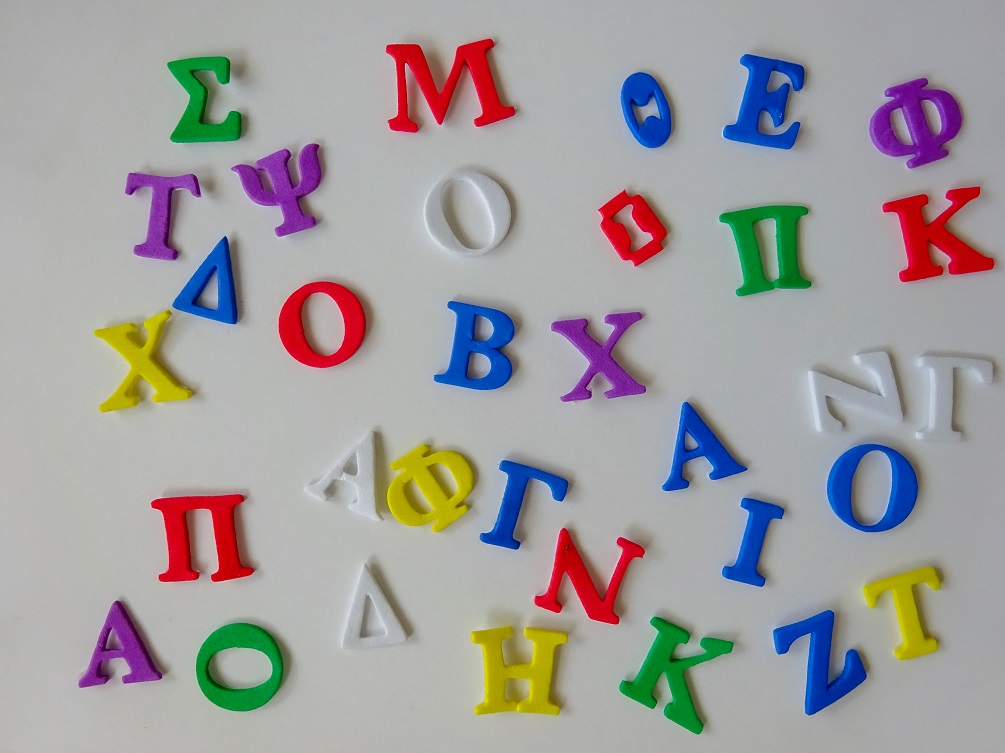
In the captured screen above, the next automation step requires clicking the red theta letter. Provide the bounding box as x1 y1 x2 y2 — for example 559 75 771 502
278 281 367 368
386 38 516 132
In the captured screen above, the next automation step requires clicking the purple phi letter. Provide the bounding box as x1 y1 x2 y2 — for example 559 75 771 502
125 173 201 260
869 78 962 169
232 143 323 237
551 311 647 402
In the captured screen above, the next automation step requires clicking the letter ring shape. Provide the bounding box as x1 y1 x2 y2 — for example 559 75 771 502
423 169 512 257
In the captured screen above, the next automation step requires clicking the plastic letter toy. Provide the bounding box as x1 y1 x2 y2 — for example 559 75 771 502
551 312 646 401
305 430 381 521
774 610 867 715
621 72 672 148
718 205 810 295
278 281 367 368
424 170 512 256
916 354 994 441
172 236 238 324
386 38 516 131
722 54 804 149
150 494 255 582
125 173 201 261
827 443 918 533
662 402 747 491
480 460 569 550
863 565 942 660
196 623 284 712
167 56 242 142
883 187 994 282
598 191 667 266
620 617 733 734
471 626 567 714
341 562 408 649
870 78 961 168
94 310 194 412
722 498 785 587
534 528 645 624
79 601 162 687
232 144 322 237
807 350 903 432
434 301 515 390
386 444 474 532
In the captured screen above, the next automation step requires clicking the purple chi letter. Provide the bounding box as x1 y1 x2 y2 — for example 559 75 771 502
551 312 646 401
125 173 201 260
232 143 322 237
869 78 962 169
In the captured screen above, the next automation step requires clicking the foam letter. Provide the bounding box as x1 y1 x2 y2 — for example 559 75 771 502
598 191 668 266
278 281 367 368
125 173 200 261
94 310 194 412
718 205 810 295
480 460 569 550
722 54 804 149
808 350 903 432
662 402 747 491
620 617 733 734
534 528 645 624
387 38 516 131
722 498 785 587
150 494 255 582
232 144 322 237
196 623 283 712
863 565 941 660
774 610 866 715
471 626 567 714
172 236 238 324
916 354 994 441
167 56 242 142
882 187 995 282
827 444 918 533
386 444 474 532
423 170 512 256
434 301 515 390
551 312 646 401
79 601 162 687
305 430 381 521
342 562 408 649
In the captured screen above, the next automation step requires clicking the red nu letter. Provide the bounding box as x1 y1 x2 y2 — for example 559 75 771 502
151 494 255 582
386 38 516 132
534 528 645 624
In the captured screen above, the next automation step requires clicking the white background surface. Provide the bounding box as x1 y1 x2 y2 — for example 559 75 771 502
2 1 1004 750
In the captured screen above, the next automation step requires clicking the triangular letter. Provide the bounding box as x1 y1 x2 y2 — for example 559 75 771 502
341 563 408 649
173 236 238 324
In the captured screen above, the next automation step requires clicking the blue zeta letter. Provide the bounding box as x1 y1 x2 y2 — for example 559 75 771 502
434 300 515 390
722 54 804 150
480 460 568 550
173 236 238 324
722 498 784 587
621 72 672 148
662 402 747 491
773 610 867 715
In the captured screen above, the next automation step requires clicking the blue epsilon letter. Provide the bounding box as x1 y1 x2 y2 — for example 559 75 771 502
480 460 569 550
621 72 672 148
434 300 515 390
662 402 747 491
722 498 784 587
723 54 804 149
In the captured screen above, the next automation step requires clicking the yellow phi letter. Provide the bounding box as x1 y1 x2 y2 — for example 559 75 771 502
386 443 473 532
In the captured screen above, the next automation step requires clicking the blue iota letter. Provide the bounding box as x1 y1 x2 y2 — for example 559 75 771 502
723 54 804 150
434 301 515 391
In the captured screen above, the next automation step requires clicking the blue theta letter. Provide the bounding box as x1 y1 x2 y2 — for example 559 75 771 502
662 402 747 491
621 72 672 148
774 610 867 715
434 301 515 390
480 460 569 550
722 498 784 587
722 54 804 150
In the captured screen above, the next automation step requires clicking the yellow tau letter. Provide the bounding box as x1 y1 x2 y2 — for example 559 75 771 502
863 565 942 660
94 310 194 412
470 626 567 715
386 444 473 532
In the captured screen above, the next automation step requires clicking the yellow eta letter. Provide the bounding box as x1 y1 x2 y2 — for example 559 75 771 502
470 626 567 715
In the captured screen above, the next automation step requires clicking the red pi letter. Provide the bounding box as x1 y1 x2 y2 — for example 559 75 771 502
386 38 516 132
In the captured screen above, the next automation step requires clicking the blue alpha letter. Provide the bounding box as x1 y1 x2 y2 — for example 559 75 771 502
663 402 747 491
